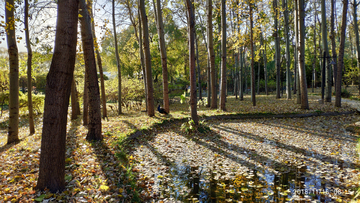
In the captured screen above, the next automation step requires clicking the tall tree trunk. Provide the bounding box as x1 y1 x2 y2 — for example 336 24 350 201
354 0 360 95
88 0 107 119
185 0 199 124
6 0 19 144
83 70 89 125
140 0 155 117
138 7 147 111
257 52 260 95
35 0 79 192
195 33 202 100
335 0 349 107
274 0 281 99
330 0 338 89
312 0 317 93
219 0 227 110
80 0 102 140
71 78 80 120
294 0 301 104
283 0 291 99
154 0 170 112
207 0 217 109
113 0 122 115
298 0 309 109
25 0 35 134
261 33 268 95
321 0 331 102
250 1 256 106
240 48 244 99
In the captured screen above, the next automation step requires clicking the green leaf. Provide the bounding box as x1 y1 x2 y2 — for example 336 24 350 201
34 194 45 202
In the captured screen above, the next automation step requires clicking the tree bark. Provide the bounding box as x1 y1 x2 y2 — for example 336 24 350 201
274 0 281 99
330 0 338 89
25 0 35 134
207 0 217 109
250 2 256 106
185 0 199 124
219 0 227 110
261 32 268 95
139 0 155 117
283 0 291 99
79 0 102 140
352 0 360 95
298 0 309 109
138 9 147 111
312 0 317 93
240 48 244 100
83 70 89 126
195 33 202 100
112 0 122 115
36 0 79 192
335 0 349 107
321 0 331 102
294 0 301 104
71 78 80 120
6 0 19 144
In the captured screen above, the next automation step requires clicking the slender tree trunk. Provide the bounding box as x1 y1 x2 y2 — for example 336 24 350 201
240 48 244 100
79 0 102 140
35 0 79 192
113 0 122 115
219 0 227 110
335 0 349 107
354 0 360 95
321 0 331 102
257 52 260 95
195 33 202 100
138 8 147 111
207 0 217 109
295 0 301 104
185 0 199 124
140 0 155 117
261 34 268 95
6 0 19 144
298 0 309 109
283 0 291 99
25 0 35 134
330 0 338 89
71 78 80 120
312 0 317 93
235 52 239 99
154 0 170 112
274 0 281 99
83 70 89 126
250 2 256 106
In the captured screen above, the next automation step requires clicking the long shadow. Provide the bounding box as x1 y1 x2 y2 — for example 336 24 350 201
0 140 20 154
212 123 360 170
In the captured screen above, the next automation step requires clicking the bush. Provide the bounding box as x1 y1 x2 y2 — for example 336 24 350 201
0 91 44 114
333 89 352 98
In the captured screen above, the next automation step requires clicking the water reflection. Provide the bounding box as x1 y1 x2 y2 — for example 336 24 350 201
156 162 354 202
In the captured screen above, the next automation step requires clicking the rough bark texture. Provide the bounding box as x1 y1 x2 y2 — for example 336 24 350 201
25 0 35 134
138 9 147 111
185 0 199 124
35 0 79 192
250 2 256 106
283 0 291 99
298 0 309 109
79 0 102 140
71 78 80 120
335 0 349 107
207 0 217 109
6 0 19 144
220 0 227 110
321 0 331 102
112 0 122 115
139 0 155 117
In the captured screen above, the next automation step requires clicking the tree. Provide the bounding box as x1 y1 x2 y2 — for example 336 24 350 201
294 0 301 104
298 0 309 109
335 0 349 107
154 0 170 113
6 0 20 144
249 1 256 106
274 0 281 99
219 0 227 110
36 0 79 192
321 0 331 102
283 0 291 99
79 0 102 140
139 0 155 117
353 0 360 94
185 0 199 124
71 78 80 120
113 0 122 115
330 0 338 88
207 0 217 109
25 0 35 134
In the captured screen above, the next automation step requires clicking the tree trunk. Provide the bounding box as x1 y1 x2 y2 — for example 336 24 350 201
352 0 360 95
113 0 122 115
312 0 317 93
294 0 301 104
274 0 281 99
154 0 170 113
83 70 89 126
261 33 268 96
6 0 19 144
71 78 80 120
185 0 199 124
35 0 79 192
219 0 227 110
138 7 147 111
79 0 102 140
25 0 35 134
335 0 349 107
298 0 309 109
330 0 338 89
195 33 202 100
283 0 291 99
207 0 217 109
250 2 256 106
240 48 244 99
321 0 331 102
139 0 155 117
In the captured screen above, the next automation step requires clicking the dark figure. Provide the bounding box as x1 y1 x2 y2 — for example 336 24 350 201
157 105 168 115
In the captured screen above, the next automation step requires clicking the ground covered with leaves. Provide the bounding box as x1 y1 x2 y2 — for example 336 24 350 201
0 95 360 202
